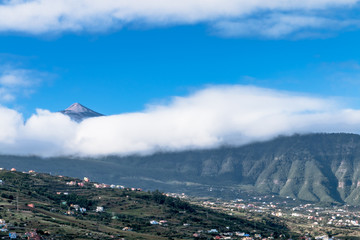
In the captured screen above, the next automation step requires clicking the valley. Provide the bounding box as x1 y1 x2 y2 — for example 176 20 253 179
2 133 360 238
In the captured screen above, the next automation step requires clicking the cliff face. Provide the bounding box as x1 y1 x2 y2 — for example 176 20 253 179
104 133 360 204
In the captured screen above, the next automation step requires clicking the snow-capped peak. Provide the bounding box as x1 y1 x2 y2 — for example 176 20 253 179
65 103 92 113
60 103 104 122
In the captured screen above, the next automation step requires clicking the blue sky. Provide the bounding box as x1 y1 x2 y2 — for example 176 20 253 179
3 1 360 156
1 0 360 118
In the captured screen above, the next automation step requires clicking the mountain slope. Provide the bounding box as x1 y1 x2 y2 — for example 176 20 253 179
0 170 289 239
59 103 104 122
2 133 360 204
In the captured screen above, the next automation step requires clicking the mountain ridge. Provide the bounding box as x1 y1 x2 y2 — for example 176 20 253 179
2 133 360 204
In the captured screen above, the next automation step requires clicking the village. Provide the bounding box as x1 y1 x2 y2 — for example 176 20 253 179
1 168 360 239
183 194 360 240
0 168 286 239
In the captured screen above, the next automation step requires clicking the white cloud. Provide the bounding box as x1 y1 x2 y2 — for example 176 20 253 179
0 106 22 143
0 0 359 37
1 85 360 157
213 14 360 38
0 67 47 102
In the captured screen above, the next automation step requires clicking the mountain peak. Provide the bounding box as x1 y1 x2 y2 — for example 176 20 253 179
60 103 104 122
65 103 91 113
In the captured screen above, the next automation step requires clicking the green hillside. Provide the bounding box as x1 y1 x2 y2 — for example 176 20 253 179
0 170 290 239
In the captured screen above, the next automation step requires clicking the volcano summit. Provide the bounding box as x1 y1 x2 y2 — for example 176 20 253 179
60 103 104 122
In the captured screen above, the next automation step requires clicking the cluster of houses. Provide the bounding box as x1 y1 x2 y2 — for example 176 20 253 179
71 204 87 213
61 176 142 195
93 183 142 191
24 231 41 240
58 176 146 217
191 229 270 240
64 205 88 216
6 230 40 240
0 168 36 174
191 195 360 239
0 219 41 239
64 177 91 187
62 203 102 216
165 192 188 199
93 183 120 189
327 218 359 227
285 205 360 228
148 218 276 240
66 181 85 187
6 168 36 174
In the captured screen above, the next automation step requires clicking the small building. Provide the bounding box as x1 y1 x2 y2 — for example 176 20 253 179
96 206 104 212
122 227 133 231
71 204 80 211
25 231 39 239
9 232 16 239
159 220 168 226
66 210 74 215
0 219 6 226
66 181 77 186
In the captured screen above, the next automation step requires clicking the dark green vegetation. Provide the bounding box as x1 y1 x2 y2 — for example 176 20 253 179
2 133 360 204
0 170 290 239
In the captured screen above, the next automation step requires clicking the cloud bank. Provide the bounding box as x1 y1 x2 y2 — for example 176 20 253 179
0 0 359 38
1 85 360 157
